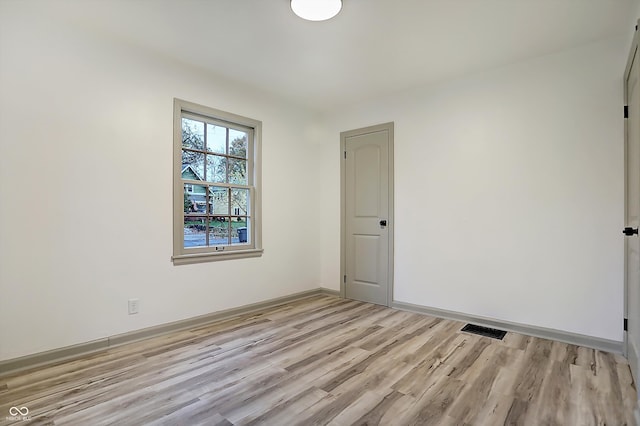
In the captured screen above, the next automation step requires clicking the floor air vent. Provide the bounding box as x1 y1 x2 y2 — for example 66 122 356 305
460 324 507 340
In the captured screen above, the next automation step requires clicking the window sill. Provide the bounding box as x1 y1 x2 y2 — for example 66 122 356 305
172 248 263 265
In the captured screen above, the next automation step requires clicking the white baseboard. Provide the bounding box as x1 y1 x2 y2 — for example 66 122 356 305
0 287 339 377
0 288 624 378
391 300 623 354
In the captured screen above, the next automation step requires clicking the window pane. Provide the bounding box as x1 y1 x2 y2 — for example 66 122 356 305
231 188 249 216
232 217 249 245
207 124 226 154
184 184 207 214
209 219 230 246
206 154 227 183
182 118 204 150
209 187 229 216
184 216 207 248
229 129 248 158
228 158 247 185
182 150 205 181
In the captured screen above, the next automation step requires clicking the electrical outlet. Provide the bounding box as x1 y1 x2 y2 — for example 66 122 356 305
128 298 139 315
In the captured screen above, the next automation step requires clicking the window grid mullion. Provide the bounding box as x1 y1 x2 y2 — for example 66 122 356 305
225 127 230 184
181 179 251 190
182 147 208 155
203 123 208 186
205 183 210 247
226 187 231 246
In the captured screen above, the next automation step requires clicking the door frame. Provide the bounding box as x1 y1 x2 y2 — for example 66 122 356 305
340 122 395 306
624 19 640 362
624 24 640 426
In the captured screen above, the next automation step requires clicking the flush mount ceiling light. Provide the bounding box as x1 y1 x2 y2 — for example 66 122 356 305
291 0 342 21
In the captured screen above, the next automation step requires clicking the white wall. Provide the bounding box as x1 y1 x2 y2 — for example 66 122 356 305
0 2 631 362
319 37 627 342
0 5 322 361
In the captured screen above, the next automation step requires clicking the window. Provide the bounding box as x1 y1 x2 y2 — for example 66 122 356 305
173 99 262 264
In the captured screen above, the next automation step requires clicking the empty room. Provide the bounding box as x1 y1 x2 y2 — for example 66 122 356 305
1 0 639 424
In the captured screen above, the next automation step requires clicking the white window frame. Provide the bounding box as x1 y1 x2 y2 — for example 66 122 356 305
172 99 263 264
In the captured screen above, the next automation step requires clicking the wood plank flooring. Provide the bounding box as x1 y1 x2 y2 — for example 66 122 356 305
0 295 636 425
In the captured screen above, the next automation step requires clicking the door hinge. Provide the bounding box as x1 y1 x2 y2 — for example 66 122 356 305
624 318 628 331
625 105 629 119
344 151 346 159
343 275 346 283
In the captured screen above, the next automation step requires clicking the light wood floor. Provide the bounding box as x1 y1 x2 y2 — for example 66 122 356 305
0 295 636 425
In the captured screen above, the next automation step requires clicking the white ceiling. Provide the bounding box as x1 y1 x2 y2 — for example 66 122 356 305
63 0 634 111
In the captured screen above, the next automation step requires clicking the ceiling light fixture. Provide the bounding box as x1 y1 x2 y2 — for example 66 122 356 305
291 0 342 21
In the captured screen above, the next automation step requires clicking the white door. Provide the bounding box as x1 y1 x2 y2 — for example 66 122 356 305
624 28 640 388
341 123 394 306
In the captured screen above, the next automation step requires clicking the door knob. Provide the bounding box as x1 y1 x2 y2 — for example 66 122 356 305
623 227 639 236
379 220 387 227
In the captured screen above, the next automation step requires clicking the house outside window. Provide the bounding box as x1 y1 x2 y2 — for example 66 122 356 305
173 99 262 264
